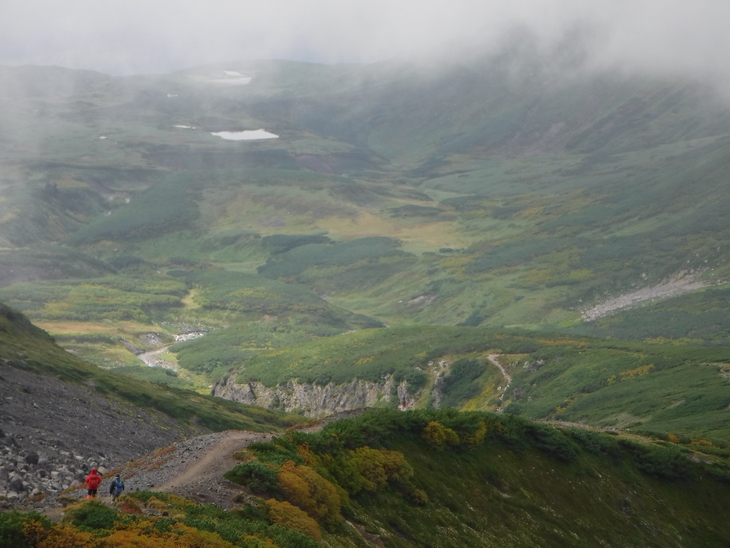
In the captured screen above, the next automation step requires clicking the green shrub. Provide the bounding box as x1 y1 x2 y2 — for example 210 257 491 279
257 236 410 280
523 423 579 463
567 428 621 460
0 512 48 548
619 440 693 481
261 234 332 255
440 359 487 408
65 500 121 531
224 461 283 497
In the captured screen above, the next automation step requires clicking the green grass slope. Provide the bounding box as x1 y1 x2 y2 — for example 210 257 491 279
230 409 730 547
4 57 730 334
224 326 730 442
5 409 730 547
4 50 730 438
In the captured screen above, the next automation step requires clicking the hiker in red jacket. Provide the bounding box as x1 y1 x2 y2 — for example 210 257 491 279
85 468 102 499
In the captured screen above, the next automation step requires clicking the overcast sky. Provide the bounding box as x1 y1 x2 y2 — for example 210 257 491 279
2 0 729 82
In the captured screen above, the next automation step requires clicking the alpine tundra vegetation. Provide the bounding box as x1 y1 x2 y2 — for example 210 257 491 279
3 37 730 545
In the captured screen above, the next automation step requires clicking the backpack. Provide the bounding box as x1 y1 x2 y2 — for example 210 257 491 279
111 478 125 495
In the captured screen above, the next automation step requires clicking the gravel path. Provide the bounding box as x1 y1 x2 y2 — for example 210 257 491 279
109 410 366 508
137 346 176 370
116 430 274 508
487 354 512 409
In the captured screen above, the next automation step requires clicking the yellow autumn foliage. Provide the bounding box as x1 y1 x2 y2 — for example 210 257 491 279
278 460 342 527
266 498 322 541
422 421 460 450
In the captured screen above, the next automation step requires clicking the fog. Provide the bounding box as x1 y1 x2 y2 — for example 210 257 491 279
2 0 729 85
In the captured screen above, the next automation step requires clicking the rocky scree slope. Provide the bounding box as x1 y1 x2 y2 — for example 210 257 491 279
0 304 304 512
0 364 203 511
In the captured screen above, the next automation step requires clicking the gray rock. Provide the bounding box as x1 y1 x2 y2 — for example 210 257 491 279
8 478 24 492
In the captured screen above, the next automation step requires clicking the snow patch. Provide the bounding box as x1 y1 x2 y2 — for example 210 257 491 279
208 71 252 85
211 129 279 141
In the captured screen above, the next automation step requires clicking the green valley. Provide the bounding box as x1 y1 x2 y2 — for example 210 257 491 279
2 46 730 442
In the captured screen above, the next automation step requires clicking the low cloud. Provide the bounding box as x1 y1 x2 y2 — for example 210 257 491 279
1 0 729 86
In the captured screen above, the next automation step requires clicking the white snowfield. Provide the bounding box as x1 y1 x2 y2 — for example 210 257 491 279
209 70 252 85
211 129 279 141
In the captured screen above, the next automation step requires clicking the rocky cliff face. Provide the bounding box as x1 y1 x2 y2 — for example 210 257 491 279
212 373 419 417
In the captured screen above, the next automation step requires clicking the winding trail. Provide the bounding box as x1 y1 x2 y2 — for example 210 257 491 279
156 431 273 493
137 345 176 370
487 354 512 407
125 411 365 508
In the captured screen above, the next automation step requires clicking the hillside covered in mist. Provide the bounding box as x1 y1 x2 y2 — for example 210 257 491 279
2 44 730 442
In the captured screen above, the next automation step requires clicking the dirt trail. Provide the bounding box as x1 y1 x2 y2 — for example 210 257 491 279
126 412 366 508
487 354 512 408
157 431 273 493
137 345 176 370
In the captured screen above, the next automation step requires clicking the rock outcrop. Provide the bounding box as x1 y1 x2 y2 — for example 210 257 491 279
212 373 419 417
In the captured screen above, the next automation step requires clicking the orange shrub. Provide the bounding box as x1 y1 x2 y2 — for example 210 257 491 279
463 419 504 448
266 499 322 541
423 421 460 450
24 520 100 548
690 438 713 447
277 460 342 527
101 521 237 547
349 447 413 492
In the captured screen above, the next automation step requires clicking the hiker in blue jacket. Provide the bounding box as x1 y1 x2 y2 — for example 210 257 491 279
109 473 125 501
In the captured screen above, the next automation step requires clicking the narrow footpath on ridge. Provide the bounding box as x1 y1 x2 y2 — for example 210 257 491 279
156 431 274 504
487 353 513 409
119 411 364 509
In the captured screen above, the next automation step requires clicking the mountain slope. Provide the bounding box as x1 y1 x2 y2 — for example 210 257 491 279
0 303 307 506
3 53 730 442
6 409 730 547
210 326 730 443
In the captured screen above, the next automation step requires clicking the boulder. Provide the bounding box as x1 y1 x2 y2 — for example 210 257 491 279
8 478 25 492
